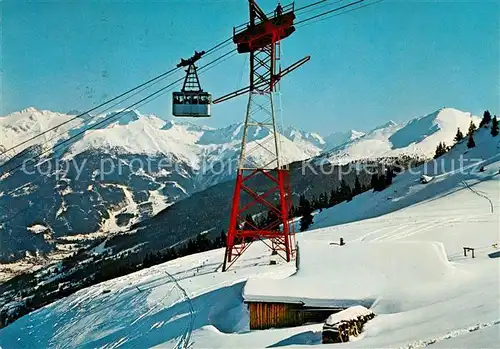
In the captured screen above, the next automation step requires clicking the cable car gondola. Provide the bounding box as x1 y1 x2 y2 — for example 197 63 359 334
172 51 211 117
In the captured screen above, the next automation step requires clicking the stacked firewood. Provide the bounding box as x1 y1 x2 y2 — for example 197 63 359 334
322 306 375 344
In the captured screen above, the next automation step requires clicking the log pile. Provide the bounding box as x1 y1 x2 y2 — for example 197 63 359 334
322 305 375 344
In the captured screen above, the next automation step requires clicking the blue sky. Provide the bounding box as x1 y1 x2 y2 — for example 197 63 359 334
2 0 499 134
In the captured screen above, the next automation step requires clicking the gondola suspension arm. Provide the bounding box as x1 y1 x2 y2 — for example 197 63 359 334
212 55 310 104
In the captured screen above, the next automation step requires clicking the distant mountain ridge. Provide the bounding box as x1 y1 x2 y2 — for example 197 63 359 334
0 107 351 267
0 106 480 274
317 108 480 165
0 108 364 166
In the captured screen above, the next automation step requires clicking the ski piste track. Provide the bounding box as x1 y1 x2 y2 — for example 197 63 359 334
128 260 224 349
95 267 200 349
398 320 500 349
164 270 194 349
111 179 497 348
105 254 499 348
461 180 495 213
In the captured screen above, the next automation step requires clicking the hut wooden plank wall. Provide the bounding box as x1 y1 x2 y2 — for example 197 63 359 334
247 302 342 330
248 302 302 329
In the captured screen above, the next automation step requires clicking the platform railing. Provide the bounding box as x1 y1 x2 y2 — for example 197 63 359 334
233 2 295 36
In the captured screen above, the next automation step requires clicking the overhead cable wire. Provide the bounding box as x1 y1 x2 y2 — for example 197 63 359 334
0 49 236 178
295 0 364 26
0 66 179 156
295 0 329 13
0 49 238 226
296 0 384 28
1 70 182 168
0 40 236 164
3 0 384 160
0 41 236 170
1 37 234 159
134 50 239 109
295 0 343 17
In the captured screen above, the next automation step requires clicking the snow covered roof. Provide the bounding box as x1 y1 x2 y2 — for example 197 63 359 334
243 239 454 307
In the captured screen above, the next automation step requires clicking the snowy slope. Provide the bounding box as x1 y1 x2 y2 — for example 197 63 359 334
1 124 498 348
312 123 500 228
318 108 481 165
244 240 455 307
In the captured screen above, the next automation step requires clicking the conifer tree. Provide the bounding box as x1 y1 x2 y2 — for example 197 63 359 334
434 142 441 159
300 212 313 232
298 195 313 232
468 120 477 136
318 193 326 209
328 189 337 207
491 116 499 137
220 230 227 247
321 192 329 208
479 110 492 128
434 142 446 159
385 168 394 186
354 175 362 195
467 133 476 148
298 195 311 217
454 128 464 143
337 179 352 202
370 174 379 191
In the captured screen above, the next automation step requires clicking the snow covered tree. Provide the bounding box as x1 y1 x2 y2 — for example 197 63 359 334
320 192 329 208
467 121 477 136
491 116 499 137
479 110 492 128
467 133 476 148
454 128 464 143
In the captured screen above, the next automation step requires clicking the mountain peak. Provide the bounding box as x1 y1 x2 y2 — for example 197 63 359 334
374 120 397 130
21 106 39 114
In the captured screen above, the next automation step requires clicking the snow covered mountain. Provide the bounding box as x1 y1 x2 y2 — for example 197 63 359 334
0 108 322 268
0 106 482 273
318 108 480 165
1 108 366 168
323 129 365 151
0 108 83 164
1 108 320 168
1 122 498 348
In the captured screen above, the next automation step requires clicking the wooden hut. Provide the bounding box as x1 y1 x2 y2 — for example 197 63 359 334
246 300 344 330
